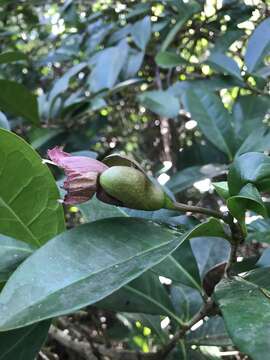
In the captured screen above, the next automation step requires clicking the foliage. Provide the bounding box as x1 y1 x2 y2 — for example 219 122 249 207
0 0 270 359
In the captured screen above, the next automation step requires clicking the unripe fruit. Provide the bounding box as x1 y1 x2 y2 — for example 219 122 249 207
99 166 165 210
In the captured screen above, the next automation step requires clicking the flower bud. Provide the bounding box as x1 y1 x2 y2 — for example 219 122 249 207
99 166 166 211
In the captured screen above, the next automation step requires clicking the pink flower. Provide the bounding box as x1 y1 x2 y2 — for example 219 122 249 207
47 147 108 204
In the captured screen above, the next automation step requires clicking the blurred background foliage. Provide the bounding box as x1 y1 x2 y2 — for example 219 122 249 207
0 0 270 358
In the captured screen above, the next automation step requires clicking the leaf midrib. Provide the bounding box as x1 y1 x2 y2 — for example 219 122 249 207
0 197 39 247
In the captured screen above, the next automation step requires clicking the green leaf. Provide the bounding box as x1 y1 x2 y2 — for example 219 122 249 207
232 95 269 143
0 112 10 130
245 18 270 73
167 165 225 194
0 217 182 331
154 240 201 290
244 267 270 289
190 237 230 279
79 197 201 290
0 51 27 65
130 16 151 50
49 62 87 103
123 48 144 78
155 51 186 69
228 152 270 195
89 40 129 92
0 321 50 360
126 3 150 19
155 218 230 290
170 76 243 96
171 283 203 322
182 88 236 159
257 249 270 267
247 219 270 244
0 129 65 246
213 29 244 53
96 271 178 321
214 273 270 360
212 181 230 200
161 1 201 51
0 235 34 282
0 80 39 124
207 52 241 80
29 128 63 150
187 316 232 346
79 196 127 221
227 183 267 232
138 90 180 118
236 126 270 156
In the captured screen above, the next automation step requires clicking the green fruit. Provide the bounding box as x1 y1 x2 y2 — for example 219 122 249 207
99 166 165 210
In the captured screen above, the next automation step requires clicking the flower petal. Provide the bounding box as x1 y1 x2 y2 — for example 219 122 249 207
47 147 108 205
47 147 108 176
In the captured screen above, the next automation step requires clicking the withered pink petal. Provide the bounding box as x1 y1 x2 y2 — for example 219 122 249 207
47 147 108 176
64 191 95 205
47 146 108 205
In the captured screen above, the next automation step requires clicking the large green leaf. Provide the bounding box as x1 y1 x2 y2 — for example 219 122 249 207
236 126 270 156
207 52 241 80
232 95 269 143
0 51 27 65
245 18 270 73
227 183 267 233
48 62 87 103
0 80 39 124
89 40 129 92
182 88 236 159
228 152 270 195
0 217 182 331
138 90 180 118
79 197 201 290
214 270 270 360
0 235 34 282
130 16 151 50
0 129 65 246
0 321 50 360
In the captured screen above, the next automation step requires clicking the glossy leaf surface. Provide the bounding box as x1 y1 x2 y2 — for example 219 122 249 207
0 217 182 330
0 129 65 246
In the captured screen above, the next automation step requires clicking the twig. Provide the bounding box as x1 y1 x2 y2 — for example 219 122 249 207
172 201 226 221
224 241 238 277
156 299 214 359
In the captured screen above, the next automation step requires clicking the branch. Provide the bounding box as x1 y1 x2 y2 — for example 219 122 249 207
49 325 159 360
49 325 98 360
